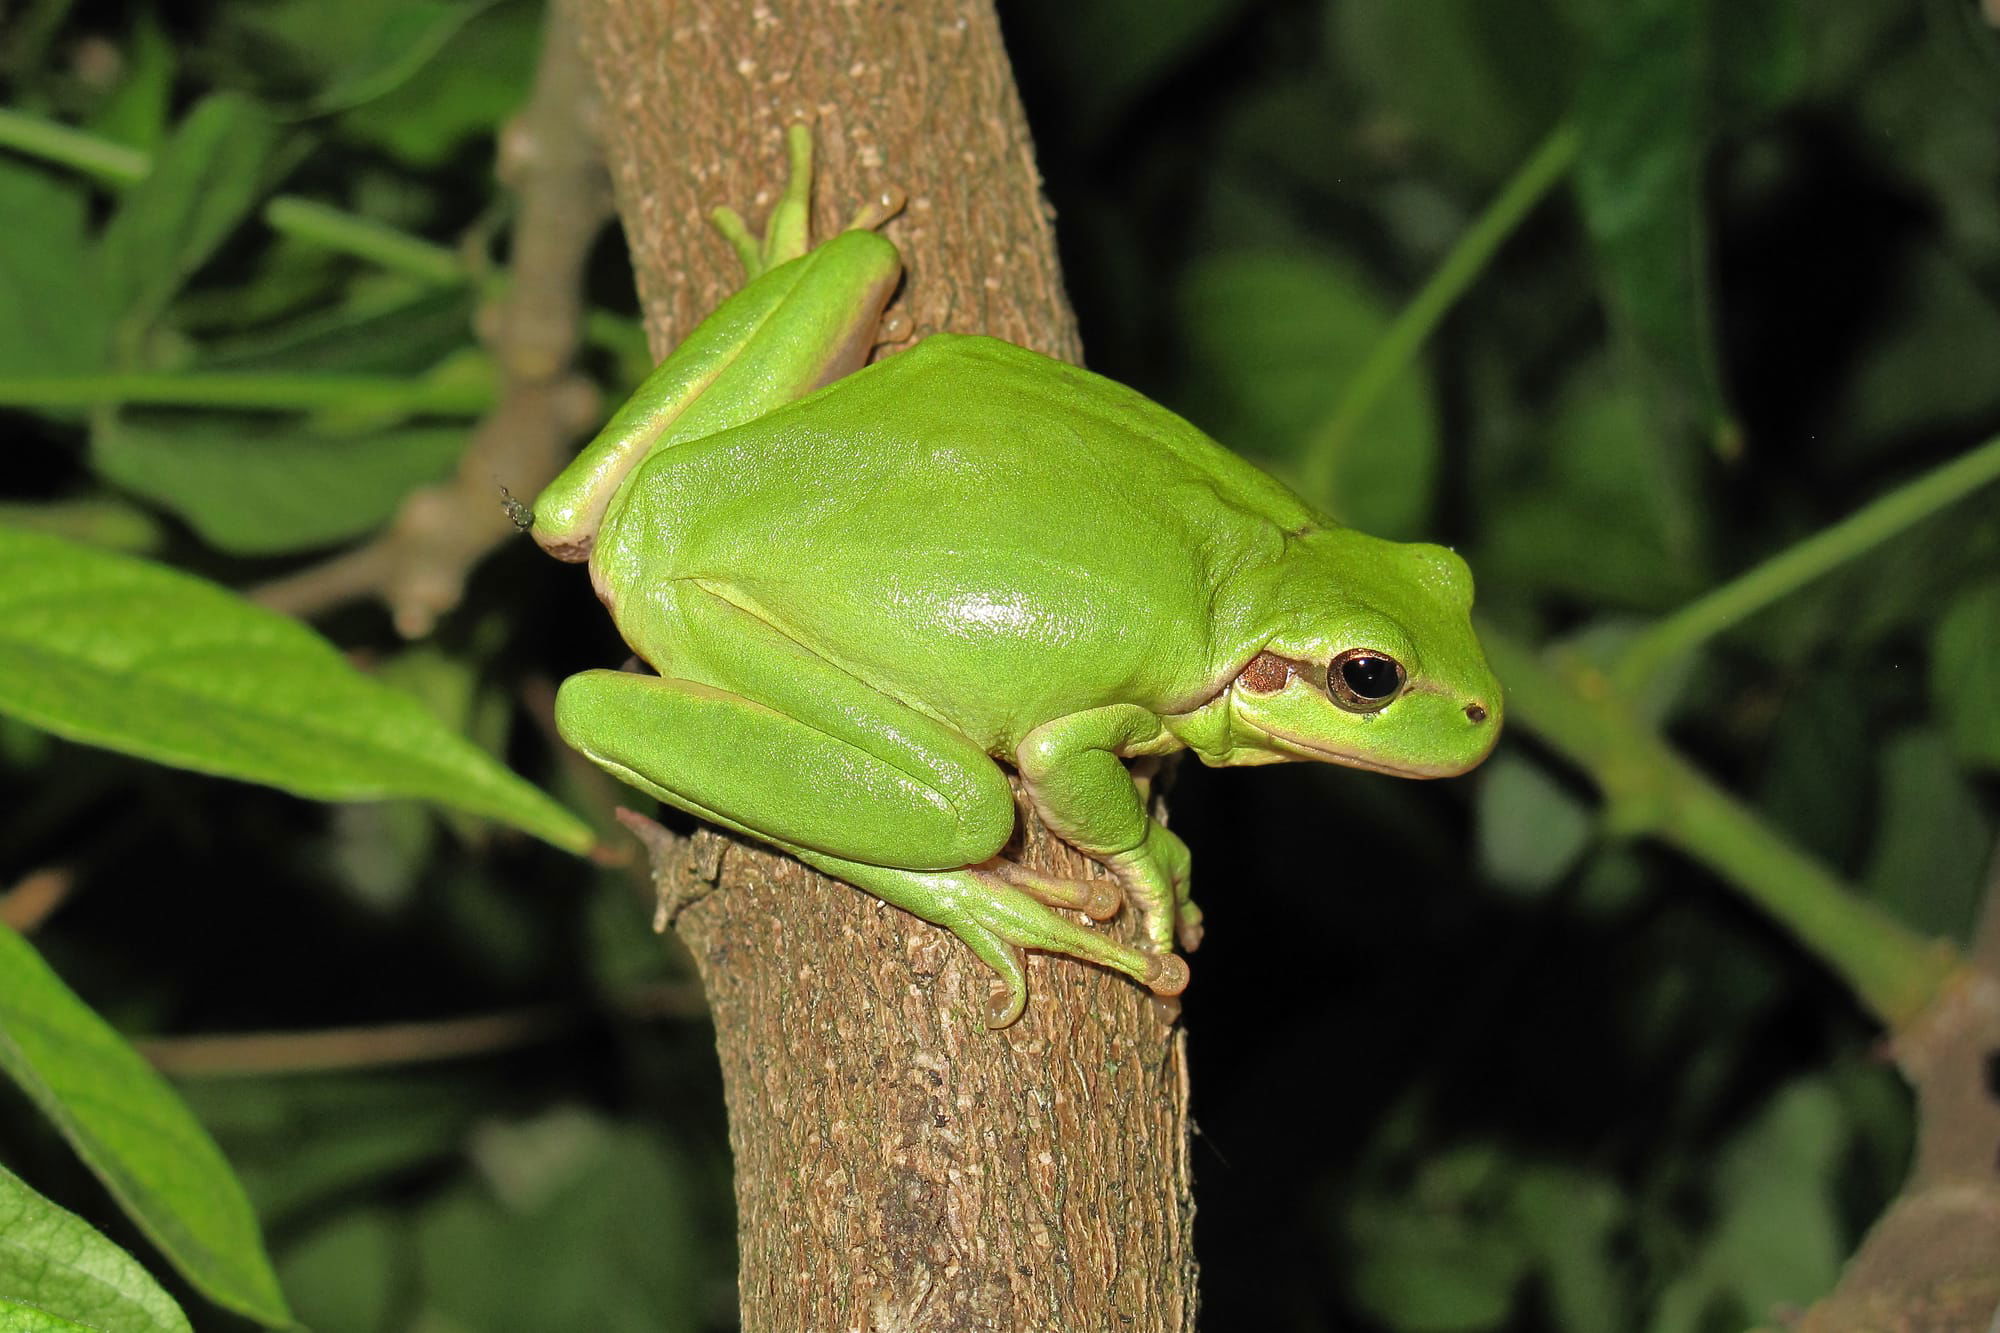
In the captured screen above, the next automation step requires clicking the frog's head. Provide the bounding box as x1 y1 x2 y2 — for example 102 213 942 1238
1220 538 1501 778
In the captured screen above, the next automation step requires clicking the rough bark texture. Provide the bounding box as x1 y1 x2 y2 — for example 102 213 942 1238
572 4 1198 1330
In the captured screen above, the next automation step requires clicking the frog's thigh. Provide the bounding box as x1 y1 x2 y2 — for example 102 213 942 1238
556 666 1013 869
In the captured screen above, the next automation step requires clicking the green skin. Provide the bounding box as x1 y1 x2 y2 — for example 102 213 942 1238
535 127 1502 1027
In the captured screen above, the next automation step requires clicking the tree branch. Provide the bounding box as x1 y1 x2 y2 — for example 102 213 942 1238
571 3 1196 1329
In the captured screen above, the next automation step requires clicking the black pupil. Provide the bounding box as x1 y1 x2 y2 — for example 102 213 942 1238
1341 656 1401 699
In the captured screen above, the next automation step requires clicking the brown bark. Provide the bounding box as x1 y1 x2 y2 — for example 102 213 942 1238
572 3 1198 1330
1797 847 2000 1331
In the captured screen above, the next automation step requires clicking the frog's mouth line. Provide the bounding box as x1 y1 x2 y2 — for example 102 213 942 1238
1242 715 1498 779
1260 731 1463 779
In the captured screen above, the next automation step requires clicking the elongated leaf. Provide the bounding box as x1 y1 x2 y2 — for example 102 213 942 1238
1862 729 1992 943
1573 0 1728 439
0 162 103 378
1178 250 1438 537
311 0 499 113
0 924 290 1327
92 416 466 556
0 526 593 852
336 2 541 168
0 1163 191 1333
1932 579 2000 771
98 94 280 345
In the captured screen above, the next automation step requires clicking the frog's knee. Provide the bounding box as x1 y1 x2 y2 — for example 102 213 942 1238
942 768 1016 865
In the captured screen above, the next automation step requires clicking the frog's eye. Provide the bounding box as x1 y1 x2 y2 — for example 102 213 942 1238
1327 649 1406 712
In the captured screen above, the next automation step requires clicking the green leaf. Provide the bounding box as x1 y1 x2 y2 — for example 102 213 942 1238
0 1163 191 1333
91 415 466 556
1475 753 1594 895
414 1113 705 1333
1649 1078 1846 1332
1932 578 2000 770
277 1210 402 1333
311 0 500 113
335 1 541 167
1478 364 1704 608
177 1076 476 1227
0 525 593 853
1510 1167 1626 1333
201 289 476 376
1840 248 2000 447
0 501 162 555
1331 0 1579 177
0 923 291 1327
98 94 281 349
84 16 175 155
1178 251 1438 537
1346 1146 1531 1332
1850 11 2000 269
1862 728 1992 943
0 1300 97 1332
1572 0 1728 439
0 161 104 378
1756 672 1871 868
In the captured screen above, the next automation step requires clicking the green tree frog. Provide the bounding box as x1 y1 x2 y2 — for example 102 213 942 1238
534 127 1501 1027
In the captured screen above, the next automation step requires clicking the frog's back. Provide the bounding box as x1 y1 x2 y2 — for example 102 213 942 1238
605 335 1315 743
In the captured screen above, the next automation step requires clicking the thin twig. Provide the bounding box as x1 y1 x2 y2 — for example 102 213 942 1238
134 981 705 1078
1301 119 1579 500
1482 628 1956 1027
1616 432 2000 691
252 2 613 635
0 867 73 934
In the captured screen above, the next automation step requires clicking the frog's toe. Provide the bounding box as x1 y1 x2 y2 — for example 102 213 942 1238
984 978 1029 1029
846 185 907 233
1142 951 1190 998
1176 898 1205 952
1081 880 1123 921
979 860 1123 921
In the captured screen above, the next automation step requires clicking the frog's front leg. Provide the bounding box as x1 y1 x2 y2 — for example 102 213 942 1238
1016 705 1203 953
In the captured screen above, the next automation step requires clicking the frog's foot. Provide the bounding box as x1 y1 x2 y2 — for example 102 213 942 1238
1176 896 1205 953
1103 821 1195 954
712 124 904 281
710 125 815 278
799 852 1187 1028
847 185 907 234
977 858 1122 920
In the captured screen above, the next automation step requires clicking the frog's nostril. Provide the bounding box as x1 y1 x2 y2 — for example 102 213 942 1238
1464 703 1489 725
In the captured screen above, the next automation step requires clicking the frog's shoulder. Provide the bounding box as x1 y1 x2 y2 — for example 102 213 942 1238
869 334 1320 530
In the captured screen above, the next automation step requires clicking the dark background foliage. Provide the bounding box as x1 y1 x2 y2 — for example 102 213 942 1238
2 0 1997 1328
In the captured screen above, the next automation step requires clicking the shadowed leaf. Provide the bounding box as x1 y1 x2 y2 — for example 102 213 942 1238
0 924 291 1327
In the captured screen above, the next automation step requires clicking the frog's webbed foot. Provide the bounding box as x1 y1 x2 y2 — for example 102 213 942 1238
711 124 906 281
1101 820 1205 955
799 852 1188 1028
